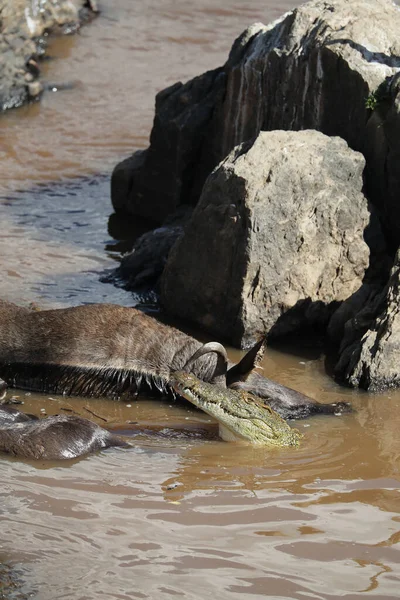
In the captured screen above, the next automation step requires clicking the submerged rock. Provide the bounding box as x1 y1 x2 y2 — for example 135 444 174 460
0 0 98 111
161 130 370 347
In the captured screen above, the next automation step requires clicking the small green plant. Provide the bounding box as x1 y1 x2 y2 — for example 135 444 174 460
365 91 378 110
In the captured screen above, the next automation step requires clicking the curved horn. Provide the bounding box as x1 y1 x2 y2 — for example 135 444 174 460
183 342 228 387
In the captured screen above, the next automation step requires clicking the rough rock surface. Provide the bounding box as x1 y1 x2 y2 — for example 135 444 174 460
112 0 400 248
0 561 28 599
334 249 400 390
327 283 384 346
0 0 97 111
111 70 226 222
117 207 191 291
161 130 370 348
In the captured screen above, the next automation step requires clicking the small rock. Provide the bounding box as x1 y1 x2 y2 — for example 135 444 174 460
28 80 43 98
166 482 181 490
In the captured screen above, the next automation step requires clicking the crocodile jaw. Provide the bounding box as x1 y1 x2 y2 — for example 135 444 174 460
170 371 302 447
218 423 246 442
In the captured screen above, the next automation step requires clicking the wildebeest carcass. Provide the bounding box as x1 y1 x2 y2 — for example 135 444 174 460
0 377 128 460
0 300 350 420
0 406 128 460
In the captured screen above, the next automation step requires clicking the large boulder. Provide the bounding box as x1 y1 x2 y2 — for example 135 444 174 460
112 0 400 249
334 249 400 390
161 130 370 348
111 70 226 222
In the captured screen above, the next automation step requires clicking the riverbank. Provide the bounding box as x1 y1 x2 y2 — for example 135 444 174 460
0 0 97 111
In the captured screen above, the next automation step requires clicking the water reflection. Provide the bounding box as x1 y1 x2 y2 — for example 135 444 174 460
0 175 138 307
1 410 399 599
1 328 400 598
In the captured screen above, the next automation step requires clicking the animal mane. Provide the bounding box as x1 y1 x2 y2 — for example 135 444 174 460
0 362 172 399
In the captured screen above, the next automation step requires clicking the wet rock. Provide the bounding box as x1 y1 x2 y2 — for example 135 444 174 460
111 150 148 215
112 0 400 250
161 130 370 348
334 249 400 390
0 0 98 111
111 70 226 221
0 561 28 600
117 207 191 291
27 80 43 98
327 283 384 346
364 73 400 251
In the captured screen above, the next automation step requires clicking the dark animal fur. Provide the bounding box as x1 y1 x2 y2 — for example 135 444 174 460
0 404 37 425
0 300 350 420
0 405 127 460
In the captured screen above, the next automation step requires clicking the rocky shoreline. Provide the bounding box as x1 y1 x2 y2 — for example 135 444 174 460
0 0 98 111
111 0 400 392
0 561 28 600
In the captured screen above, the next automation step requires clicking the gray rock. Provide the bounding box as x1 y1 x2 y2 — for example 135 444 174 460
364 72 400 250
117 207 191 290
111 69 226 221
327 283 383 346
161 130 370 348
334 248 400 390
0 560 28 599
111 150 147 215
112 0 400 250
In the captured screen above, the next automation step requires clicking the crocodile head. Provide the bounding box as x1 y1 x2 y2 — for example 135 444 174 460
170 371 302 447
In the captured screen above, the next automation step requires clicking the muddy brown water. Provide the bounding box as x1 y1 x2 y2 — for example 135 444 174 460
0 1 399 599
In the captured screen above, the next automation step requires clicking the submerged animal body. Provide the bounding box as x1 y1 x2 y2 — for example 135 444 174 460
0 405 127 460
0 404 37 426
0 374 295 459
0 300 350 420
171 371 302 447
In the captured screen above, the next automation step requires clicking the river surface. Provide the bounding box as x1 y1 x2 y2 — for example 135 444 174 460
0 1 399 599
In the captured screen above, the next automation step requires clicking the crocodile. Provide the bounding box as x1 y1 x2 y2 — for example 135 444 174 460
170 371 302 447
